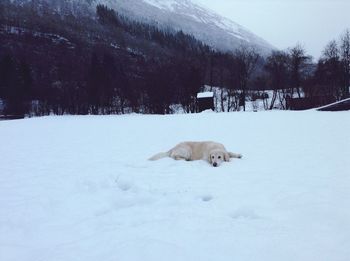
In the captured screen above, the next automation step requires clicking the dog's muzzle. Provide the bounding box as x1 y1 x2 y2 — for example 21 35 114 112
213 162 218 167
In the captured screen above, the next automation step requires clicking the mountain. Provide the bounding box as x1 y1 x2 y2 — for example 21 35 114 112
5 0 274 54
95 0 275 54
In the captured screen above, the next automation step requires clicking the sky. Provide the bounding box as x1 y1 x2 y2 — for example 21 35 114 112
194 0 350 59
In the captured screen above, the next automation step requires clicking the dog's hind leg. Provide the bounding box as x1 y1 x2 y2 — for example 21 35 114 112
170 147 191 161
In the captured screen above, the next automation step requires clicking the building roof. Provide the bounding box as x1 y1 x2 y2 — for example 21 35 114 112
197 92 214 99
317 98 350 111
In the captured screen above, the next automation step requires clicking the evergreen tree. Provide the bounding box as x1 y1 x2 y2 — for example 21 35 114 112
96 4 119 27
0 55 32 116
87 53 102 114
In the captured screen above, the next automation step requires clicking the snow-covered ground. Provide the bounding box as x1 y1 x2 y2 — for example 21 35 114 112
0 111 349 261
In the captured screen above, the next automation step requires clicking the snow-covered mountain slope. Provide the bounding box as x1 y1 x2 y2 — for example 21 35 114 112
10 0 274 54
96 0 275 54
1 111 349 261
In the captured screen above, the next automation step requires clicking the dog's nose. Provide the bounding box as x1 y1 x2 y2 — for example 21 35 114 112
213 162 218 167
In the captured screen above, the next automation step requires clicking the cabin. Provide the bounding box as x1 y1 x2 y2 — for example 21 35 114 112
196 92 214 112
0 99 25 120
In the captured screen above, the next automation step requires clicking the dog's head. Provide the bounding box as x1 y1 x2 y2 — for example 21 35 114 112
209 149 230 167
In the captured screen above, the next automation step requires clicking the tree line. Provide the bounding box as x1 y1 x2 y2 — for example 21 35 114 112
0 1 349 116
260 32 350 110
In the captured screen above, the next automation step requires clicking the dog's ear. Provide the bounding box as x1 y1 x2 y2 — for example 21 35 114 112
224 152 230 162
208 153 213 164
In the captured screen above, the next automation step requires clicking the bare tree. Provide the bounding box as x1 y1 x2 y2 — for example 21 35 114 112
264 51 289 110
233 46 260 111
322 40 342 99
324 40 339 59
288 44 312 98
340 29 350 98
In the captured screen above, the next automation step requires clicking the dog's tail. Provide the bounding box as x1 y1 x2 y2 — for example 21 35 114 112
228 152 243 159
148 151 170 161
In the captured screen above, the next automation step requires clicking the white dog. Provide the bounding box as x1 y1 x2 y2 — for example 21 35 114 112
149 141 242 167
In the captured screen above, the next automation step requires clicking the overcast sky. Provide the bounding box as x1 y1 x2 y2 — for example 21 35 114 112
194 0 350 59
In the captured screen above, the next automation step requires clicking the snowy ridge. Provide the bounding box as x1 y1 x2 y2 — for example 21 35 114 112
143 0 177 11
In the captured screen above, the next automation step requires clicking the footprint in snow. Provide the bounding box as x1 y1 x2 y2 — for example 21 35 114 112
200 194 213 202
115 177 133 191
230 207 259 220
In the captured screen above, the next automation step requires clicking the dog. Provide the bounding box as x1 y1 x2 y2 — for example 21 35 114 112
149 141 242 167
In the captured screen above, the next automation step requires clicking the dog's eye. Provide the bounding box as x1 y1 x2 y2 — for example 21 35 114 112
212 156 214 159
218 156 221 159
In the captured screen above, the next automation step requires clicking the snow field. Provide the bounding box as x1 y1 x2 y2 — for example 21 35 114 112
0 111 349 261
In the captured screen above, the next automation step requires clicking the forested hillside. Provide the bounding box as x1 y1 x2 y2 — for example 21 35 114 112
0 0 237 115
